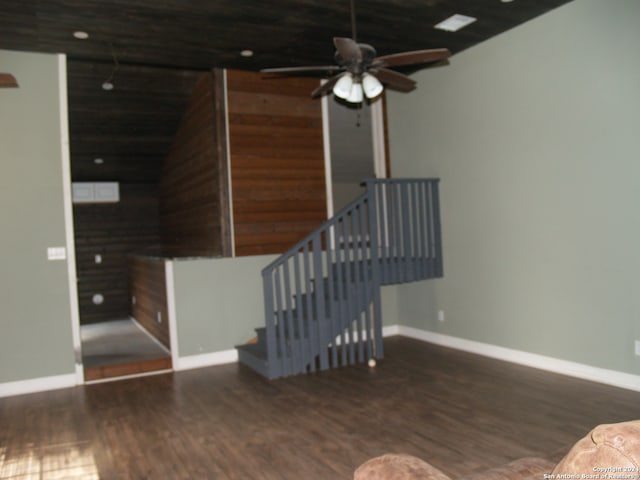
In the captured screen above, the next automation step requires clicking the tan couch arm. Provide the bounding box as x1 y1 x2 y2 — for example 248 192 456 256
354 454 452 480
459 457 555 480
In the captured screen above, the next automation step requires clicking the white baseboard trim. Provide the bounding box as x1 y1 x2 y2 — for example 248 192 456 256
383 325 401 337
0 373 77 398
175 349 238 371
396 325 640 393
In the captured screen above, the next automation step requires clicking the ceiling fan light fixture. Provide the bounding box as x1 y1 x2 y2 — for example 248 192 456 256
333 74 354 99
362 73 383 99
346 82 364 103
260 0 450 103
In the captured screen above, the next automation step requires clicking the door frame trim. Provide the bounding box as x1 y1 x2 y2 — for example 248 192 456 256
321 85 334 219
58 53 84 384
370 98 387 178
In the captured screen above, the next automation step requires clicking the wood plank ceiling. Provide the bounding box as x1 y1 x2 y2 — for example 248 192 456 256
1 0 574 184
2 0 573 325
1 0 573 71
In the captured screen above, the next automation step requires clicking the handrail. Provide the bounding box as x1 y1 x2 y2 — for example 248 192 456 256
260 178 442 378
260 190 373 275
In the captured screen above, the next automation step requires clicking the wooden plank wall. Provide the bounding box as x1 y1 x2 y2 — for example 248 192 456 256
226 70 327 256
68 60 201 184
68 60 200 325
159 70 231 258
73 184 162 324
129 256 170 349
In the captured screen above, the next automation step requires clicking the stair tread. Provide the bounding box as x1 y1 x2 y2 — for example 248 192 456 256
236 342 267 357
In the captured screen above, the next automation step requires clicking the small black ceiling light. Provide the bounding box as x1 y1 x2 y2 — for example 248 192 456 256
102 43 119 91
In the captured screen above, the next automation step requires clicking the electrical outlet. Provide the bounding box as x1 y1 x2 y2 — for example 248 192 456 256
635 340 640 356
157 311 162 324
438 310 445 322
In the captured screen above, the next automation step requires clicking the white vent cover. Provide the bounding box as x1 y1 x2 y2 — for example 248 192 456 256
434 14 477 32
72 182 119 203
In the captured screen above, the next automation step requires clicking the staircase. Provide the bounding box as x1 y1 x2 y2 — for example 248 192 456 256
236 178 443 379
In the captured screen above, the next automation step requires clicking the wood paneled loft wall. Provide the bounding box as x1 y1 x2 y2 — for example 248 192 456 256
68 60 199 325
73 185 162 324
129 256 170 349
159 70 231 258
226 70 327 256
70 65 327 325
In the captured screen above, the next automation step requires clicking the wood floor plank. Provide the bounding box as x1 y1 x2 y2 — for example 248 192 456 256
83 357 172 382
1 336 640 479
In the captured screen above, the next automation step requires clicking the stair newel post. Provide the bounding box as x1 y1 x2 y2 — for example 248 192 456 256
332 216 348 367
324 223 339 368
431 179 444 278
418 180 428 279
302 242 317 373
282 259 298 374
312 232 329 370
358 199 373 360
400 179 412 280
424 181 435 278
366 180 384 360
293 252 306 373
410 181 420 282
273 268 290 376
341 213 356 365
350 203 365 363
262 269 278 378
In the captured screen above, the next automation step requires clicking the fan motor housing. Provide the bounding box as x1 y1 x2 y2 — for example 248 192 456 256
335 42 377 74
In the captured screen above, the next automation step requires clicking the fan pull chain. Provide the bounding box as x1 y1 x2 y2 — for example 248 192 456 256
350 0 357 41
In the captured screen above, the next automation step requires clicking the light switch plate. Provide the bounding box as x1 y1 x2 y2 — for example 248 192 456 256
47 247 66 260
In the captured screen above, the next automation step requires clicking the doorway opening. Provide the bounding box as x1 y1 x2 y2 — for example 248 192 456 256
65 60 200 382
327 96 387 213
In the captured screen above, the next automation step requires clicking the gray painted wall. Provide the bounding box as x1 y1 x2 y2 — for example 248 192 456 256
11 0 636 386
172 255 398 357
0 50 75 383
172 255 277 356
386 0 640 375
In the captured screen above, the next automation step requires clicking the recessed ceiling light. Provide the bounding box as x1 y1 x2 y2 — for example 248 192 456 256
501 0 515 2
73 31 89 40
240 49 254 57
434 14 477 32
93 158 104 164
102 81 114 91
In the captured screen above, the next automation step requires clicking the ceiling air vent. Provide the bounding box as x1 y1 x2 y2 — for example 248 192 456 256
434 14 477 32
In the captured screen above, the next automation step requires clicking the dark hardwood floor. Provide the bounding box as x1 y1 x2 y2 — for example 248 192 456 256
2 336 640 479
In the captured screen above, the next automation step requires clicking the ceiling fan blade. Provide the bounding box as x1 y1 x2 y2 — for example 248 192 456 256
334 37 362 64
261 65 342 75
374 48 451 68
373 68 416 92
311 73 346 98
0 73 18 88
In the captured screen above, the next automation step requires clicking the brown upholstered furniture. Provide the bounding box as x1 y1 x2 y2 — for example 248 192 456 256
354 420 640 480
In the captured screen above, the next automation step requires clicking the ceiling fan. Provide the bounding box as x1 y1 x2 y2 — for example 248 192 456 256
0 73 19 88
261 0 451 103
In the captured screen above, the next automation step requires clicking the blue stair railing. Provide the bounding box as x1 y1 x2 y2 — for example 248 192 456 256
236 178 443 379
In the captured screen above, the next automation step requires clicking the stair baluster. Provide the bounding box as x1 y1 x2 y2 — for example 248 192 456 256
237 178 443 379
